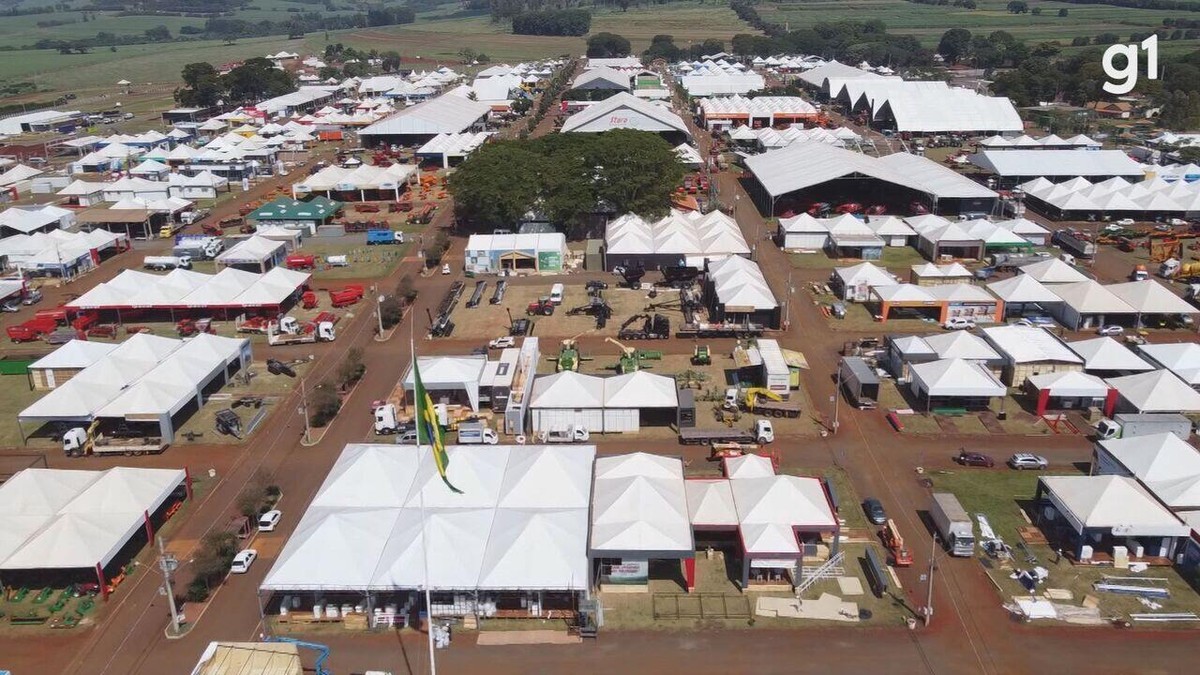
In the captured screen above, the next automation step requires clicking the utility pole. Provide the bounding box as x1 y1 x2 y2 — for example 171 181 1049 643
299 378 311 444
157 535 181 635
924 532 937 626
376 293 386 336
831 359 842 435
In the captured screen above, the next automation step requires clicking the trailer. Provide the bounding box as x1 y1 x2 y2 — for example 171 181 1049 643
144 255 192 271
676 321 765 339
1052 229 1097 259
266 319 336 346
679 420 774 445
839 357 880 410
466 280 487 309
1095 413 1191 440
63 426 166 458
930 493 975 557
285 254 316 270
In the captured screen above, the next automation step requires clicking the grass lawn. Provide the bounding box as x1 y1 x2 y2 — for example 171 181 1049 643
927 469 1200 621
171 359 312 446
789 247 928 274
0 378 48 447
756 0 1199 53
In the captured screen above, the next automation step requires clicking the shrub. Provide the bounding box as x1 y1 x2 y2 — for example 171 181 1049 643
185 579 210 603
338 347 366 387
309 380 342 428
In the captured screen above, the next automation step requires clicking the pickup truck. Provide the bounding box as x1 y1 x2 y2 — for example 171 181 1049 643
537 426 590 443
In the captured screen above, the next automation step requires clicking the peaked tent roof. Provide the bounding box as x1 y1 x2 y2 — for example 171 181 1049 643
1018 258 1090 284
591 453 692 555
986 274 1061 304
922 331 1001 361
1106 370 1200 412
685 479 739 527
1105 280 1198 315
909 358 1006 397
1068 337 1154 372
1098 433 1200 503
1040 475 1188 536
1026 370 1110 397
359 93 491 137
603 370 679 408
1048 280 1135 314
528 371 605 408
981 325 1083 364
560 92 690 137
1138 343 1200 385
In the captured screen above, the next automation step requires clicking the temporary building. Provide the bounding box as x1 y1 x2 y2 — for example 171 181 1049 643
1025 371 1111 415
797 61 881 94
129 159 170 180
66 266 310 315
981 325 1083 385
970 150 1145 181
915 221 984 260
1047 280 1136 330
744 141 997 217
1137 343 1200 387
590 453 693 576
909 262 973 286
992 218 1050 246
1035 475 1189 561
571 67 631 92
18 333 251 444
415 132 492 168
680 68 765 97
778 213 883 258
674 143 704 168
560 93 691 143
921 332 1002 365
0 467 188 594
1104 280 1198 326
1105 370 1200 413
464 233 568 274
696 96 816 129
528 370 678 433
1095 433 1200 511
0 164 45 192
908 358 1006 411
986 274 1063 318
1067 337 1154 375
0 229 127 277
359 93 491 145
261 444 595 604
705 255 780 328
1018 258 1089 285
214 235 287 273
0 204 74 235
864 215 916 246
167 171 228 200
56 180 106 207
293 164 418 202
604 209 749 270
248 197 342 235
402 355 488 412
831 261 897 301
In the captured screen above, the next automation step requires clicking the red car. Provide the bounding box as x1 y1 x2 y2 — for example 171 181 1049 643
835 202 863 214
956 450 995 468
807 202 832 216
865 205 887 215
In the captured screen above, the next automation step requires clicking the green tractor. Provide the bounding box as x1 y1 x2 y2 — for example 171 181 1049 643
691 344 711 366
606 337 662 374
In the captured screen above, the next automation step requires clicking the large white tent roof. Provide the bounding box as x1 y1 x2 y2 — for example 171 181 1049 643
986 275 1061 304
981 325 1082 365
262 444 595 592
707 255 777 310
1048 280 1135 314
561 92 690 136
1106 370 1200 412
529 371 605 409
922 331 1001 361
1040 475 1188 537
1026 370 1109 397
66 267 309 310
746 141 996 200
20 333 247 422
606 208 749 258
591 453 692 555
1018 258 1090 284
1067 337 1154 372
359 93 491 137
0 467 184 570
1138 343 1200 385
1098 433 1200 509
970 150 1146 178
1105 280 1198 315
910 358 1006 397
603 370 679 408
834 262 896 288
685 480 739 527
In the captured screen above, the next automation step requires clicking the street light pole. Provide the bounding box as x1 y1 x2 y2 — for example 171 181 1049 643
832 358 842 435
299 378 311 444
157 535 181 635
924 532 937 626
376 293 386 336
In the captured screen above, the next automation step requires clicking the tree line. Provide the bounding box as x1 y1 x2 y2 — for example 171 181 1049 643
449 131 684 234
512 8 591 35
174 58 296 108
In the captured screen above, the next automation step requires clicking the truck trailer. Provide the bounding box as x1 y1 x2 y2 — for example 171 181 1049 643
678 420 774 445
1095 413 1192 440
930 492 975 557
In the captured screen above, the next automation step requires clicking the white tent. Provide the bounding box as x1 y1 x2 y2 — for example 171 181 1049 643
603 371 678 408
1040 475 1189 537
560 93 691 139
1105 370 1200 413
1138 343 1200 386
0 467 185 571
590 453 692 556
708 255 778 311
1026 371 1109 398
1067 337 1154 373
1105 280 1198 317
981 325 1082 365
685 480 739 526
402 356 487 412
1019 258 1089 284
1097 433 1200 510
833 262 897 301
909 358 1006 398
986 275 1061 305
262 444 595 593
922 332 1001 362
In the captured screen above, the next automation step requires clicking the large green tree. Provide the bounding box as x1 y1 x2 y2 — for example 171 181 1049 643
937 28 972 64
449 131 684 233
223 57 295 103
587 32 631 58
175 62 224 108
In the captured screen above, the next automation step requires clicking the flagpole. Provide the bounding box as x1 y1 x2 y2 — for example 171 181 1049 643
411 320 437 675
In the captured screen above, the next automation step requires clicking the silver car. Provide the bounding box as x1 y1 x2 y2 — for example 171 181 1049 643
1008 453 1048 470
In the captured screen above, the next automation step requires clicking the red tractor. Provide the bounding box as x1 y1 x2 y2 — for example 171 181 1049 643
834 202 863 214
526 297 554 316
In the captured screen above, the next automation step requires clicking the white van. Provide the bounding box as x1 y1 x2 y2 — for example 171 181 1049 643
549 283 564 305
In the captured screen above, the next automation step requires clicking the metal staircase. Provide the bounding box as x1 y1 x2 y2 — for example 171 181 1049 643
796 551 846 597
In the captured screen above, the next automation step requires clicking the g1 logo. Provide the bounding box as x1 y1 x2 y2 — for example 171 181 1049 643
1102 35 1158 96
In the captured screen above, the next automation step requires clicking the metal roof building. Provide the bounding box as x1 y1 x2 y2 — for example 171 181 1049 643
560 92 691 143
359 93 491 145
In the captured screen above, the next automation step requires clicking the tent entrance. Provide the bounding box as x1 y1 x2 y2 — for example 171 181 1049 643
500 252 536 271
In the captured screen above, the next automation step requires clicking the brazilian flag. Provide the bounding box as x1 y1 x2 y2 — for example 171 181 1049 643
413 358 462 494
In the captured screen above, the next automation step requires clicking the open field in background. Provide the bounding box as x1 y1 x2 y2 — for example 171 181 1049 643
757 0 1200 53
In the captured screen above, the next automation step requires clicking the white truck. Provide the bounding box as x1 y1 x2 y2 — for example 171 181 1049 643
537 426 590 443
930 492 975 557
174 236 223 261
266 318 336 346
1095 413 1192 441
373 402 448 435
63 427 165 458
457 421 499 445
144 255 192 271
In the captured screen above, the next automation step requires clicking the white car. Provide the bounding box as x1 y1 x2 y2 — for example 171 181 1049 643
441 263 451 275
230 549 258 574
1008 453 1048 470
488 336 515 350
257 509 282 532
1114 218 1135 226
1168 218 1188 227
1097 324 1124 336
943 317 976 331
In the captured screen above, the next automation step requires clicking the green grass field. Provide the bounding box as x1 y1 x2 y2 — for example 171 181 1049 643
757 0 1199 53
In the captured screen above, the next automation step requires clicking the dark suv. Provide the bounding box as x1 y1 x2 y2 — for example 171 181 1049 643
862 497 887 525
955 450 995 468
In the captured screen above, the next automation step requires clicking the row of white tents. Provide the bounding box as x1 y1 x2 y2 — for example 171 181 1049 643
1022 175 1200 217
